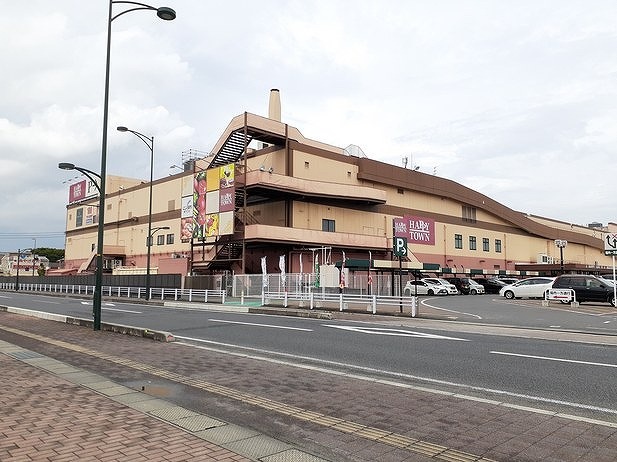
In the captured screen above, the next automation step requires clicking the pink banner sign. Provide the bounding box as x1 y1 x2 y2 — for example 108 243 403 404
393 215 435 245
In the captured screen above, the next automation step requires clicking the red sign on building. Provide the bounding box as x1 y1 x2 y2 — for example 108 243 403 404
68 180 87 203
393 215 435 245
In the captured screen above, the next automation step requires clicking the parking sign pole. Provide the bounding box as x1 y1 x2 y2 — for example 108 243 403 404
604 233 617 307
613 254 617 306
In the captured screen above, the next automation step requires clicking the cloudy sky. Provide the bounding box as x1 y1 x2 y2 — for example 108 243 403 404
2 0 616 251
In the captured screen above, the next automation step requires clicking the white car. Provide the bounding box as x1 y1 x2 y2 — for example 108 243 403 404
499 277 556 300
467 279 485 295
422 278 459 295
404 279 448 296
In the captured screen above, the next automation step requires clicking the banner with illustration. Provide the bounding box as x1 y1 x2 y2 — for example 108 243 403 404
192 163 235 239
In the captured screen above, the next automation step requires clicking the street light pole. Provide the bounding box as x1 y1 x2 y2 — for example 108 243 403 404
92 1 175 330
117 126 158 300
32 238 37 275
15 248 33 291
555 239 567 275
15 248 20 291
145 226 170 298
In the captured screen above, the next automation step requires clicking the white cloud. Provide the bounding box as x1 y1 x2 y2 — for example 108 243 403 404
1 0 617 250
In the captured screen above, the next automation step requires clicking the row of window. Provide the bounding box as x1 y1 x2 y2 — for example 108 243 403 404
323 219 503 255
454 234 502 252
89 233 176 252
147 234 175 246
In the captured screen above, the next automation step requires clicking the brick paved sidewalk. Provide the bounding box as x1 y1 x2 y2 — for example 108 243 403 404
0 336 326 462
2 311 617 462
0 348 252 461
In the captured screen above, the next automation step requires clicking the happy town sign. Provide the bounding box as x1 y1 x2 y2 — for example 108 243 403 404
393 215 435 245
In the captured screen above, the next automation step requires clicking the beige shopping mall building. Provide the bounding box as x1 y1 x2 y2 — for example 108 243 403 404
61 90 616 280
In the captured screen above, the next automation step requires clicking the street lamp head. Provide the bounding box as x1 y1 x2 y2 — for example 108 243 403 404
156 7 176 21
58 162 76 170
117 126 128 132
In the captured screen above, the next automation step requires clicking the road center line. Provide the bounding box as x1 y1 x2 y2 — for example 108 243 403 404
490 351 617 368
208 318 312 332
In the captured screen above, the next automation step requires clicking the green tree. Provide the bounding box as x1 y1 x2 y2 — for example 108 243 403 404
35 247 64 263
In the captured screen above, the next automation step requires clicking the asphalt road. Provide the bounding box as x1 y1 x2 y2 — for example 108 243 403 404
419 293 617 334
2 291 617 423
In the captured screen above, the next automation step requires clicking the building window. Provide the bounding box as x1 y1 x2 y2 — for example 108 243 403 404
495 239 502 253
454 234 463 249
397 188 404 194
469 236 477 250
157 234 165 245
304 161 309 169
166 233 174 245
107 203 112 211
462 205 476 223
146 236 153 247
76 208 83 227
322 219 335 232
483 238 490 252
168 200 175 211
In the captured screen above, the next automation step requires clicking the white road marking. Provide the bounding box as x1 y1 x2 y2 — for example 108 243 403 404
173 338 617 419
491 351 617 369
420 299 482 319
81 301 117 308
102 307 142 313
208 318 313 332
324 325 468 341
78 301 138 312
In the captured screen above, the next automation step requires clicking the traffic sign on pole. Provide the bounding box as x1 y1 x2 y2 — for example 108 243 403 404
605 233 617 256
393 237 408 257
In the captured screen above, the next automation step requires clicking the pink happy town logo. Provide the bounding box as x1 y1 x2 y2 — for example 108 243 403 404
393 216 435 245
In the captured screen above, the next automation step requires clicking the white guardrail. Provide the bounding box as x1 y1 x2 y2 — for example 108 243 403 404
543 288 578 307
0 282 226 303
0 282 420 317
262 291 419 317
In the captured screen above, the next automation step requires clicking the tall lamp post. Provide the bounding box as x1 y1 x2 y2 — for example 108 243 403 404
93 1 175 330
145 226 170 298
555 239 567 274
59 163 102 323
117 126 158 300
15 248 33 291
32 238 37 275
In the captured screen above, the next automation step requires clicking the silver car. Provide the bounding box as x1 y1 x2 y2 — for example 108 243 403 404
499 277 556 299
404 280 448 296
422 278 459 295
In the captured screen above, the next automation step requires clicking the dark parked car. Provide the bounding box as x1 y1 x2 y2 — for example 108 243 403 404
474 278 507 294
446 277 485 295
552 274 616 306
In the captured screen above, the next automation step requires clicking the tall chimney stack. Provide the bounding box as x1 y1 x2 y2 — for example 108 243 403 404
268 88 281 122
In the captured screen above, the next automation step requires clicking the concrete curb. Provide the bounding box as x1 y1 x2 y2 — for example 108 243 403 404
0 305 175 342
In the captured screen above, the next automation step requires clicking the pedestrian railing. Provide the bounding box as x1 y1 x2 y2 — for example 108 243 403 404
0 282 226 304
1 281 418 316
262 291 419 317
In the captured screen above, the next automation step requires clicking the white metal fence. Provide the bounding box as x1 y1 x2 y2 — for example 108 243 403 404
0 272 421 316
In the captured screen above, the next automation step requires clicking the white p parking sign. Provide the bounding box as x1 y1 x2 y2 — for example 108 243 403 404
393 237 408 257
